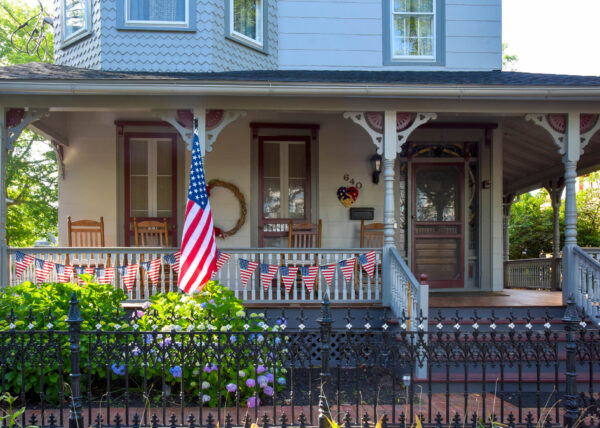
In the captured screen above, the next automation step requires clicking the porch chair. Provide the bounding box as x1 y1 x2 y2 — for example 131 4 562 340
133 217 173 295
360 220 384 248
288 219 322 248
66 216 108 269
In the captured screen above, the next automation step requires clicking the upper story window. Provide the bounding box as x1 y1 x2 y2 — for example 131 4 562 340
62 0 91 45
384 0 445 66
228 0 264 49
117 0 195 31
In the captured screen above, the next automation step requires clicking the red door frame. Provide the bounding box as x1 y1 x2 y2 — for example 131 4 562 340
124 132 178 246
258 136 312 247
411 162 465 289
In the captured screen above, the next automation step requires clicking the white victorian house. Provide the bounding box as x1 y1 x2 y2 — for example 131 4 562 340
0 0 599 326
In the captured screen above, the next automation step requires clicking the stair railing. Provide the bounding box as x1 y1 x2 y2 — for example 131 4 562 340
573 245 600 324
387 247 429 331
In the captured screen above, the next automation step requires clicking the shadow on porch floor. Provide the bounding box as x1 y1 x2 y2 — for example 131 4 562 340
430 289 563 308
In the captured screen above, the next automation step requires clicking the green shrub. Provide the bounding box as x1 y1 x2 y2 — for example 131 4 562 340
0 280 286 407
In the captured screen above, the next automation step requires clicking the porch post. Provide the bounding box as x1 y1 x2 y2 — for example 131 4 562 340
545 178 565 290
383 111 397 248
563 113 581 302
0 107 7 286
502 194 514 262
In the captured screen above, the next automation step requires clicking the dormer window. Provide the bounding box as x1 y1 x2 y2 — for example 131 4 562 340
384 0 445 66
228 0 264 49
117 0 195 31
62 0 91 45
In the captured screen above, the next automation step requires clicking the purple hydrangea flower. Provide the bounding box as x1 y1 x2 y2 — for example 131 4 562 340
111 363 126 376
257 375 267 387
141 301 151 309
158 338 172 348
265 373 274 383
246 379 255 388
200 302 207 309
247 397 260 408
133 310 144 318
209 299 215 305
256 365 266 374
263 386 274 396
226 383 237 393
169 365 182 378
277 377 286 385
204 363 217 373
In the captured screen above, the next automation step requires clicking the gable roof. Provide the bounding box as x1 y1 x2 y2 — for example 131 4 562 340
1 62 600 86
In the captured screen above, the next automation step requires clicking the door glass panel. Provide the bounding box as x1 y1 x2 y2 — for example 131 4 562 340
130 176 148 213
130 140 148 174
416 167 459 221
156 139 172 175
263 178 281 219
157 177 172 215
288 179 305 218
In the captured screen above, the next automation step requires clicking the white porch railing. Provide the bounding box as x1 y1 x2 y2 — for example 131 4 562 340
388 247 428 330
573 245 600 323
583 247 600 262
504 257 562 290
7 247 382 304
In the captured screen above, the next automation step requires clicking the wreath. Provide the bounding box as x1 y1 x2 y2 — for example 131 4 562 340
206 179 246 239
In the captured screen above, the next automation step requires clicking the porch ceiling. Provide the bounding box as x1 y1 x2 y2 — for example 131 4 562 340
502 117 600 195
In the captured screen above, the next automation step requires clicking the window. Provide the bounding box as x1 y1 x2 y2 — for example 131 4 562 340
384 0 444 65
228 0 264 48
121 0 191 29
62 0 91 45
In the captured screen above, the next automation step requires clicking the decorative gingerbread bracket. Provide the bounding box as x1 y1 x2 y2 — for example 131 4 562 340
525 113 600 156
6 108 49 150
343 111 437 154
153 110 194 150
51 141 65 179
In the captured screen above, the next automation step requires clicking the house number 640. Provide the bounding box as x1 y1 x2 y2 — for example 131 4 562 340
343 174 363 189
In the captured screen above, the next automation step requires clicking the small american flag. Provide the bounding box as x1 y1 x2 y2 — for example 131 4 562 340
75 266 95 285
339 258 355 284
239 259 258 288
117 264 138 291
260 263 279 291
178 128 218 294
279 265 299 293
358 251 376 278
55 263 75 283
320 263 337 287
95 267 115 285
163 252 180 274
15 251 35 278
35 259 54 283
212 251 230 278
299 266 318 293
141 259 161 285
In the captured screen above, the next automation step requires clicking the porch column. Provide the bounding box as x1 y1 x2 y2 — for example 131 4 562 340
0 107 7 286
563 113 581 301
502 194 514 262
382 111 397 247
544 178 565 290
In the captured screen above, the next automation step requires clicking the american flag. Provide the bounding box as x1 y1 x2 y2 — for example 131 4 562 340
239 258 258 288
299 266 318 293
260 263 279 291
95 267 115 285
320 263 337 287
75 266 95 285
163 252 180 274
55 263 75 283
35 259 54 283
141 259 161 285
117 264 138 291
339 258 355 284
15 251 35 278
178 128 218 294
358 251 376 278
279 265 299 293
212 251 230 277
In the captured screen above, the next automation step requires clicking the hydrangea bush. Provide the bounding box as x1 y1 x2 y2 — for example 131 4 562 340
0 280 288 407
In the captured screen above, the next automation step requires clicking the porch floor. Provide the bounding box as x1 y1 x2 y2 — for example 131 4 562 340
430 289 563 308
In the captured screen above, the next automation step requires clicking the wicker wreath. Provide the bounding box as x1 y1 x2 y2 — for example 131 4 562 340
206 179 246 239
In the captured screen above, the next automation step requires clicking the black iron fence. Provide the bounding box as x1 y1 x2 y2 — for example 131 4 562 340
0 293 599 428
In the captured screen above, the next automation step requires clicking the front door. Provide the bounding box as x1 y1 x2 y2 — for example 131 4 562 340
258 136 311 247
411 163 464 288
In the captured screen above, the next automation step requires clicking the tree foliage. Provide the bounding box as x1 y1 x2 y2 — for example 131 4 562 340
1 0 57 245
502 42 518 71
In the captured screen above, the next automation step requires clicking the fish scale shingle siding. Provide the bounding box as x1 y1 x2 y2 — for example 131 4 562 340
53 0 278 72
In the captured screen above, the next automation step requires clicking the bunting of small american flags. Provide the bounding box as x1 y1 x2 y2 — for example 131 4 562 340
299 266 318 293
141 259 161 285
212 251 231 277
163 252 180 274
358 251 376 278
35 259 54 283
95 267 115 285
15 251 35 278
320 263 337 287
55 263 75 283
279 265 299 293
75 266 95 285
339 258 355 284
117 264 138 291
239 259 258 288
260 263 279 291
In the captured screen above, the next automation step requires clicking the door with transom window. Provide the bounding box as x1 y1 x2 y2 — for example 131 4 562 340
124 133 178 246
258 136 311 247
